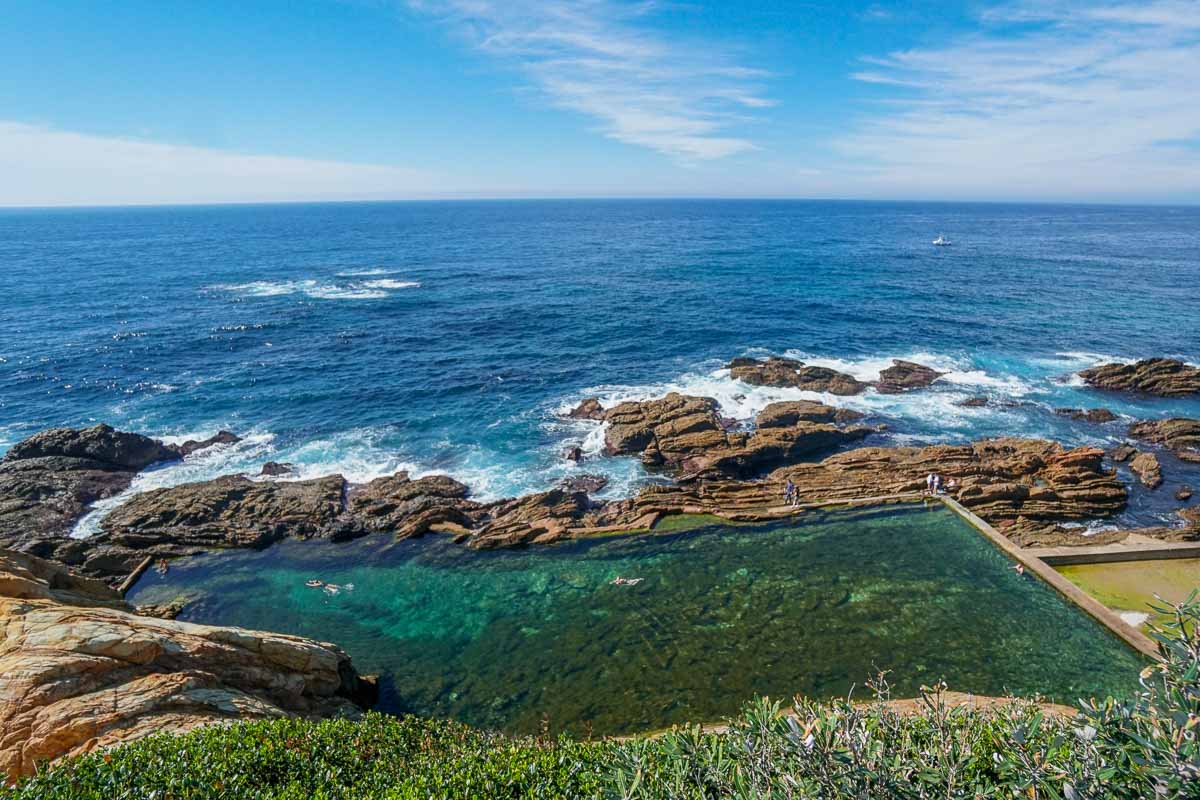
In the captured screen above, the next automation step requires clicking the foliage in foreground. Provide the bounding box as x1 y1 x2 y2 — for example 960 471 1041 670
5 598 1198 799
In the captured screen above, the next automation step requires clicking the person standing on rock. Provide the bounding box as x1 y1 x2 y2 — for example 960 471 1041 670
926 473 935 495
784 479 795 506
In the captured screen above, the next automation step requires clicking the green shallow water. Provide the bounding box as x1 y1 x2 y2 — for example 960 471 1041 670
127 504 1144 735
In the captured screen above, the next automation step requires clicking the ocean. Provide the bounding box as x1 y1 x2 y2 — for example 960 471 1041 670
1 199 1198 532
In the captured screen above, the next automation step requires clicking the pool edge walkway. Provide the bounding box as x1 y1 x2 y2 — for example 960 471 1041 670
938 496 1159 660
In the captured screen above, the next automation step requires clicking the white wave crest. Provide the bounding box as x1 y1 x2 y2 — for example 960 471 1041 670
209 277 417 301
360 279 420 290
336 268 393 277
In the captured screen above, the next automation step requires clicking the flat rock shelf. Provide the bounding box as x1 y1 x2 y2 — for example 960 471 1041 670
128 503 1145 736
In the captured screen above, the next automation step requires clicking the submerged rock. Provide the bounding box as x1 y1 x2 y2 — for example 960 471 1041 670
1079 358 1200 397
0 548 373 782
957 396 990 408
1129 452 1164 489
1055 407 1118 424
874 360 945 394
727 357 867 395
1177 485 1193 502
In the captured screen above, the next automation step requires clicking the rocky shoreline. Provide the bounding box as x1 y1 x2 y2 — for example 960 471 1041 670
1 354 1197 778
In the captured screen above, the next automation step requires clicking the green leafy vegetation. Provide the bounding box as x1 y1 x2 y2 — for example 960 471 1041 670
7 597 1198 799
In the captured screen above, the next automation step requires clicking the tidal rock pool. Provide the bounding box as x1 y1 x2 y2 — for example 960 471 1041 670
128 503 1144 735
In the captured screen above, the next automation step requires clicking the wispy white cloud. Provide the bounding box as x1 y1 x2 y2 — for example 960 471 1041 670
837 1 1200 200
410 0 773 161
0 122 435 207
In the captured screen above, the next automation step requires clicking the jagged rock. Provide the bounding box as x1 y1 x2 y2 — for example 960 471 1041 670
1177 485 1193 502
0 549 373 781
602 393 871 479
1129 452 1163 489
756 401 864 428
1109 444 1137 463
728 357 867 395
1079 358 1200 397
348 473 473 539
0 424 179 550
96 474 352 559
471 489 592 548
956 396 989 407
168 430 242 458
558 474 609 494
874 360 945 394
1055 407 1118 424
562 446 584 462
567 398 606 421
1128 418 1200 461
0 548 127 610
259 461 296 476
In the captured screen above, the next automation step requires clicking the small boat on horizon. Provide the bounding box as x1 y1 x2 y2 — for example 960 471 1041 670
933 234 952 246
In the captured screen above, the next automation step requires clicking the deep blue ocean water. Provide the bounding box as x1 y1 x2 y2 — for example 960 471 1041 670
1 200 1198 532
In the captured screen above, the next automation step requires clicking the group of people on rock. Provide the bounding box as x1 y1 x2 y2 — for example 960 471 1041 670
924 473 958 496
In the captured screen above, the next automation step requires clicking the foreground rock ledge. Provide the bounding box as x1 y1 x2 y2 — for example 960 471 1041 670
0 548 374 782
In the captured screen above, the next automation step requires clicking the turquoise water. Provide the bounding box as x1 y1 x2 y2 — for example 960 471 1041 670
128 504 1144 735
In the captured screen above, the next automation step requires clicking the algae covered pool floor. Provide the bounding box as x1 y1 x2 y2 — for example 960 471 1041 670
1056 558 1200 628
128 503 1144 735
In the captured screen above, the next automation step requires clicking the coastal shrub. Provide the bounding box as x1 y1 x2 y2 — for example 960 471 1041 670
5 598 1197 799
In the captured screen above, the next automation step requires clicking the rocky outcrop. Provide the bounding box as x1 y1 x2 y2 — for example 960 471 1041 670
728 357 867 395
1177 485 1193 502
1129 452 1163 489
567 398 606 421
874 360 944 394
259 461 296 477
1079 358 1200 397
558 474 609 494
1128 418 1200 462
1055 408 1118 424
601 393 872 479
348 473 473 539
755 401 864 428
606 439 1127 545
1109 444 1137 463
168 430 241 458
0 425 177 549
0 549 373 782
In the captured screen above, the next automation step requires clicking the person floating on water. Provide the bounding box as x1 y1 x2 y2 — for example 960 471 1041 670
784 479 795 506
1011 563 1025 576
610 576 644 586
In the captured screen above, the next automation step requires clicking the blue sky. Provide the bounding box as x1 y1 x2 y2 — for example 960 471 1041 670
2 0 1198 205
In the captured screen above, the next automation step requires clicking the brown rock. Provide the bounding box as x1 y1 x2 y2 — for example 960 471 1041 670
957 397 990 408
1176 485 1193 502
1109 444 1137 463
602 393 871 479
168 430 242 458
562 446 584 462
259 461 296 476
1129 452 1163 489
567 398 606 421
1079 358 1200 397
874 360 945 394
348 472 473 539
1055 407 1118 424
756 400 863 428
558 474 609 494
0 549 371 782
1128 418 1200 461
0 424 179 551
728 357 867 395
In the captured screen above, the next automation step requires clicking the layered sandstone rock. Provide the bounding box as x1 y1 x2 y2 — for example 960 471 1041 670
727 357 867 395
1129 452 1164 489
874 360 944 394
1128 418 1200 462
1079 358 1200 397
601 393 872 479
0 549 372 782
567 398 606 421
348 472 473 538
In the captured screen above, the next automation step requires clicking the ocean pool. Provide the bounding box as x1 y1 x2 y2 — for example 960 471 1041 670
128 503 1144 735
